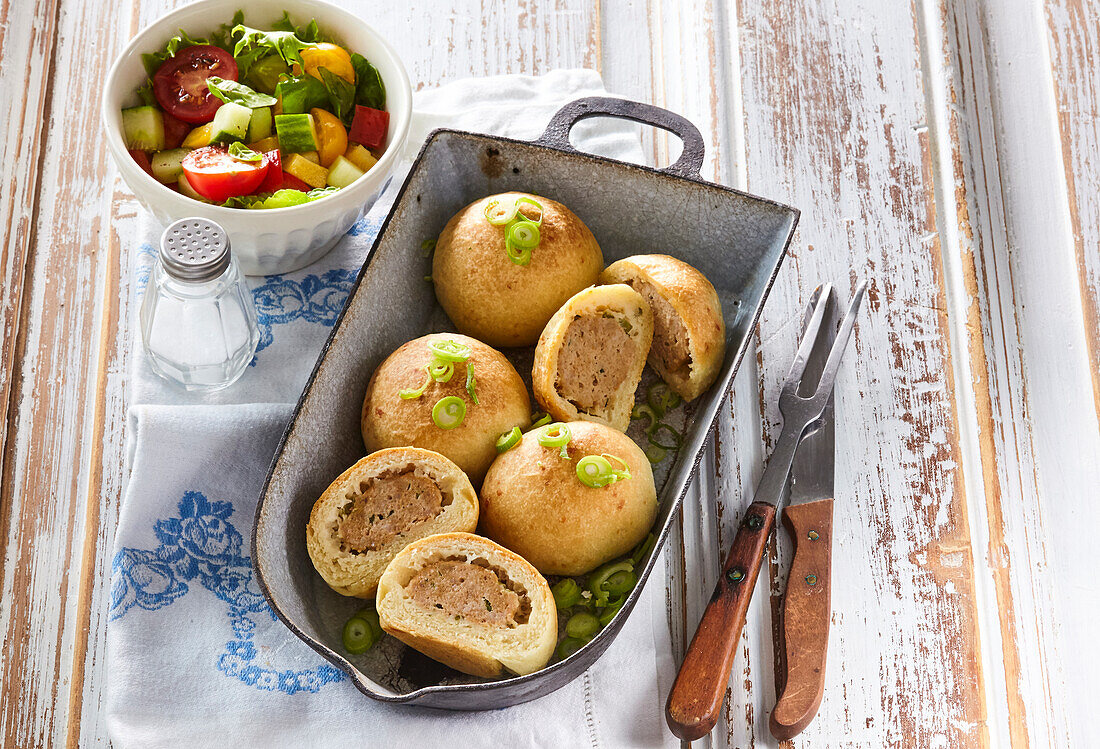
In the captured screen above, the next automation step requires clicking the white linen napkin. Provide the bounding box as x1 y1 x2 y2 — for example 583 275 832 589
107 69 677 748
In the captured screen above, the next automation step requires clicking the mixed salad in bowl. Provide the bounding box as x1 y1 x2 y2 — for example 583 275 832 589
122 10 389 209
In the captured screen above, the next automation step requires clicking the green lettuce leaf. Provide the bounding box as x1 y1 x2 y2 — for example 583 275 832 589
232 23 318 75
270 11 328 43
317 67 356 124
206 76 277 108
350 53 385 110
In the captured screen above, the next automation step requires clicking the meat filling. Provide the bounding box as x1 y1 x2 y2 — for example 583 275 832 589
633 281 691 374
556 314 636 411
406 560 523 628
338 469 444 552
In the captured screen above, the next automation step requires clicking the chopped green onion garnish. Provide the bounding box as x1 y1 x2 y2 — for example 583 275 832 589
649 422 683 450
530 412 552 429
647 381 682 416
589 560 634 605
602 453 632 481
484 199 518 225
506 220 541 249
556 636 586 660
428 360 455 383
630 533 656 566
342 614 380 654
576 455 613 487
551 578 581 609
432 396 466 430
421 238 436 256
630 404 660 435
537 422 571 458
399 368 432 400
603 569 637 597
514 196 544 224
505 237 532 266
428 339 471 363
597 595 626 627
465 362 478 404
496 426 521 453
645 443 668 464
565 611 600 640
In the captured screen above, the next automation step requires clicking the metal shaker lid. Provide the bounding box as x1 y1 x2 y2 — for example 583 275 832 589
159 218 232 282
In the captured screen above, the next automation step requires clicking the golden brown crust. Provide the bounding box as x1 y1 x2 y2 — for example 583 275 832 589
479 422 658 575
306 448 479 598
361 334 531 485
531 284 653 432
376 532 557 678
600 254 726 401
432 192 604 347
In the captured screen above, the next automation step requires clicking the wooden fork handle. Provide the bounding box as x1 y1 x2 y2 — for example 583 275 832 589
665 502 777 741
769 498 834 740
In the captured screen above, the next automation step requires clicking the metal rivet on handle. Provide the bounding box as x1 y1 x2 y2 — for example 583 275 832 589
805 574 818 586
808 530 820 541
726 567 745 584
746 514 764 530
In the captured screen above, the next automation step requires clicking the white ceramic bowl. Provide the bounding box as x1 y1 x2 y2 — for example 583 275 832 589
102 0 412 275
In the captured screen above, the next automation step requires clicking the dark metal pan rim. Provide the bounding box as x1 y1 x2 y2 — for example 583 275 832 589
251 95 799 704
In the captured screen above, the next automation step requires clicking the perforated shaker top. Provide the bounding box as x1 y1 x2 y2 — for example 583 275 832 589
159 218 232 282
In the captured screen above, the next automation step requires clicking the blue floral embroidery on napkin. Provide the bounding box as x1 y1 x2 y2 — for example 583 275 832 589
250 268 358 361
109 491 344 695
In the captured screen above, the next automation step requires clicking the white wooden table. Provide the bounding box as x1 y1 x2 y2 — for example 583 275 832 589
1 0 1097 746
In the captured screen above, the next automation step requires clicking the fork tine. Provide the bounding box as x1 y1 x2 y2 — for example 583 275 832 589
808 280 868 402
785 283 834 385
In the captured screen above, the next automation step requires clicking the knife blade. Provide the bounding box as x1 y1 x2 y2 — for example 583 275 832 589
769 285 839 740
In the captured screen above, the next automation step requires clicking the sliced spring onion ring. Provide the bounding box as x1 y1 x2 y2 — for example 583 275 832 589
551 578 581 609
649 422 684 450
431 396 466 430
647 381 682 416
506 220 541 249
537 422 571 458
505 237 532 266
399 368 432 399
602 453 632 481
630 404 660 435
556 636 587 660
428 360 455 383
588 560 634 605
576 455 614 487
496 426 522 453
342 616 378 654
597 595 626 627
565 611 600 640
630 533 657 566
420 238 436 256
514 196 544 224
644 443 668 464
530 412 552 429
483 199 518 225
428 339 471 362
465 362 479 404
603 568 637 597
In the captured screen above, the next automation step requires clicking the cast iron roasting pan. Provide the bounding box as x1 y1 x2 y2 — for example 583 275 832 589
252 97 799 710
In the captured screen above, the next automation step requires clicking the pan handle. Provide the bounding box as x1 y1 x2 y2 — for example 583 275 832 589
536 96 706 180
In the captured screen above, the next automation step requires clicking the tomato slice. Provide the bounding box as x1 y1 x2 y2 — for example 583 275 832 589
256 150 284 193
129 149 153 177
280 173 312 192
181 145 267 202
162 111 191 149
153 45 238 124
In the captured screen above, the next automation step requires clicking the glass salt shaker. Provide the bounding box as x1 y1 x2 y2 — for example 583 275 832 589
140 218 259 391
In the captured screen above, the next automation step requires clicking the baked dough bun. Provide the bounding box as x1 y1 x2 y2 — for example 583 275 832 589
362 333 531 485
532 284 653 432
376 532 557 678
306 448 478 598
480 421 657 575
600 254 726 402
432 192 604 347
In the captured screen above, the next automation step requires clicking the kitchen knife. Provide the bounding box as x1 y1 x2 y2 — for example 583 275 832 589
768 287 838 740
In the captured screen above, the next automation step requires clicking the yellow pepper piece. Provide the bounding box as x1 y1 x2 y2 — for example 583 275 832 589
181 123 213 148
300 43 355 84
284 153 329 188
310 108 349 167
343 143 378 173
248 136 280 153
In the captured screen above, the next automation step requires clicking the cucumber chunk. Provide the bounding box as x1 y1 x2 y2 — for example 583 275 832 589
247 107 273 142
122 106 165 151
210 102 253 143
325 155 365 189
150 148 191 184
177 172 209 202
274 113 318 153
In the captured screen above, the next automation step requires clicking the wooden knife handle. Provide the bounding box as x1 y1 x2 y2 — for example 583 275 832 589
665 501 777 741
769 498 834 740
